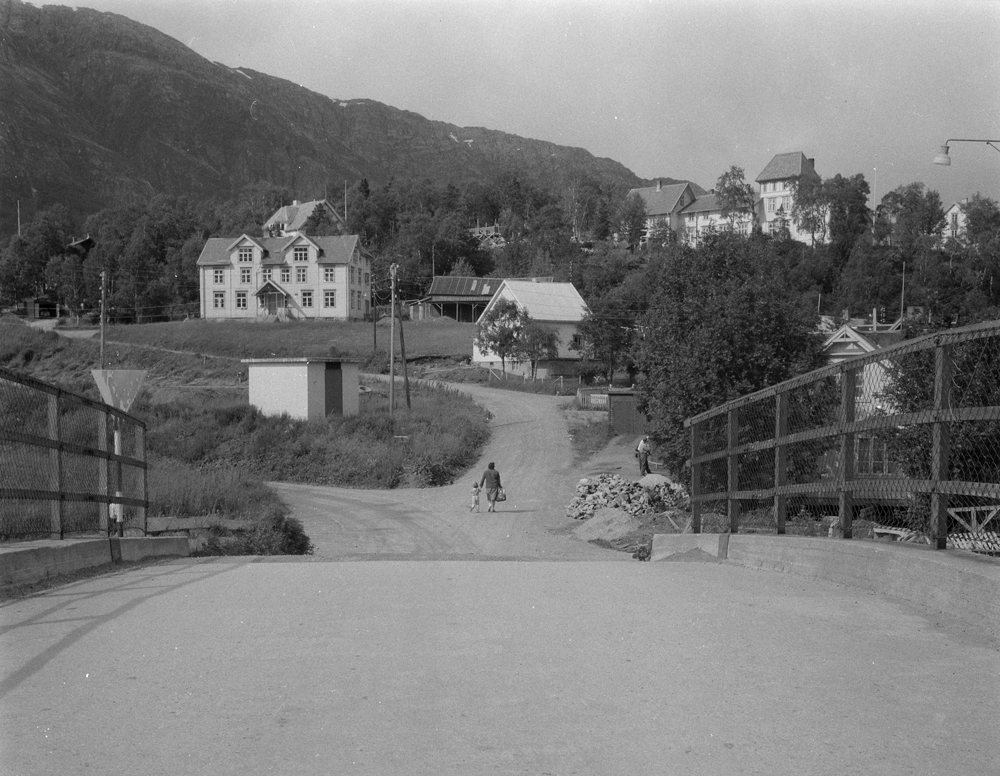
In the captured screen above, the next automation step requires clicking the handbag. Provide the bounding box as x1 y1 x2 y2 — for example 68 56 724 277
495 487 507 502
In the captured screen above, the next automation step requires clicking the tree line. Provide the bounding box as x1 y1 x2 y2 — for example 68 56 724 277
0 173 642 321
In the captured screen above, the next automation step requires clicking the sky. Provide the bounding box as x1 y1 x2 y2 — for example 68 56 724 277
63 0 1000 208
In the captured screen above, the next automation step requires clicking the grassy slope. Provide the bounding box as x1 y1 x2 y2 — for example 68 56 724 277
1 322 489 531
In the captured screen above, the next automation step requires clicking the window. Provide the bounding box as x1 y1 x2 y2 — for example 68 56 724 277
240 268 251 284
767 198 776 213
238 247 253 262
235 291 247 309
324 290 336 308
262 268 272 282
213 292 225 309
296 267 307 283
294 246 308 262
280 267 290 284
324 267 336 283
364 272 370 286
214 269 225 284
302 291 313 308
783 196 792 211
856 437 889 475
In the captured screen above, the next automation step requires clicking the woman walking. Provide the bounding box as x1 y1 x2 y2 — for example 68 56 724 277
479 462 502 513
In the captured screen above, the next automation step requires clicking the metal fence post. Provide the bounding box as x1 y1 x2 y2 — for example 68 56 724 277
727 408 740 533
838 366 856 539
137 422 148 534
774 391 788 535
98 410 110 534
47 392 63 539
690 421 702 534
930 342 952 550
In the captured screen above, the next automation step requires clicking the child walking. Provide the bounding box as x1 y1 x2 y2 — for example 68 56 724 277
469 482 481 513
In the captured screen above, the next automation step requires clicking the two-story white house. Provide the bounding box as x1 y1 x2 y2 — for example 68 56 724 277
197 200 371 321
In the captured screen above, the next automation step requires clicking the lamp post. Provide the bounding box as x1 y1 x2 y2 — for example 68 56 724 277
933 139 1000 166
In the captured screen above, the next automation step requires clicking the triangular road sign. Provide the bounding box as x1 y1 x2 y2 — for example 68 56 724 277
92 370 147 412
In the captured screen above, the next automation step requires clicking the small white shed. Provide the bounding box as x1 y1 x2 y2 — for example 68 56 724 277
241 358 360 420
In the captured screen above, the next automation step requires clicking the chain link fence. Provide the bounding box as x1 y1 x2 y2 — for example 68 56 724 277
0 366 147 540
686 320 1000 554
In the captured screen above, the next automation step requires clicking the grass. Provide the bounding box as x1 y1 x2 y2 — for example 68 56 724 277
1 323 490 550
96 317 477 364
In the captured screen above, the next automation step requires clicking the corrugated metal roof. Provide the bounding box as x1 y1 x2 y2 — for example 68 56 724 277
427 276 498 297
497 280 589 322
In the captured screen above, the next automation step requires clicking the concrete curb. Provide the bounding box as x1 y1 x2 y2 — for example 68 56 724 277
1 537 190 588
652 533 1000 640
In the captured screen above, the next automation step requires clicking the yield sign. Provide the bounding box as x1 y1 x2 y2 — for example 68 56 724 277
92 370 147 412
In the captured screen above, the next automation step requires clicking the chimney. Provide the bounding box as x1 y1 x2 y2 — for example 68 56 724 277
292 199 300 206
656 180 662 192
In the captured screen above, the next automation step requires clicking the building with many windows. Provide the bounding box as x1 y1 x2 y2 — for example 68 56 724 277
755 152 822 241
197 202 370 320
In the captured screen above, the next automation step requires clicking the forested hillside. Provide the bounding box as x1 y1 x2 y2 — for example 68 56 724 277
0 0 654 238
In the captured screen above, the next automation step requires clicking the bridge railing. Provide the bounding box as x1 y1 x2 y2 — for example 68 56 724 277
0 366 148 540
685 320 1000 551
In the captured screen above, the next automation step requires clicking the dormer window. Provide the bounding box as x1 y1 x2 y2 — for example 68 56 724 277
238 247 253 263
294 246 308 262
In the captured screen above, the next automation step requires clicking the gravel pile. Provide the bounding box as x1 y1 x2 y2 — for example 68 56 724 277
566 473 688 520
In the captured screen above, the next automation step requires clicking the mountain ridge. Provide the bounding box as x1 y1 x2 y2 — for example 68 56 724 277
0 0 692 236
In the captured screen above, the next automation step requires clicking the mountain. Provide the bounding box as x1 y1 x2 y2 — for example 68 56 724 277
0 0 690 238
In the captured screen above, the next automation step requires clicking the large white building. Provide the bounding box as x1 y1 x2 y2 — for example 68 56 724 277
628 151 826 245
196 200 371 321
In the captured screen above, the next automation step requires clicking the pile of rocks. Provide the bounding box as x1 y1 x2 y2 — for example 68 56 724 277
566 473 688 520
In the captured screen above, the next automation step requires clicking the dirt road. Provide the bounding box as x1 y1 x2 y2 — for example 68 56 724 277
270 382 629 561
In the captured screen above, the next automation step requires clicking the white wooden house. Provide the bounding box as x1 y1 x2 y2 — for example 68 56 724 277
474 280 589 378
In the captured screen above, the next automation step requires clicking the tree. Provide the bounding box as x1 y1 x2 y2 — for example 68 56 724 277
789 173 829 246
515 321 560 379
824 173 871 264
617 193 647 253
633 234 826 474
715 166 757 233
475 298 525 373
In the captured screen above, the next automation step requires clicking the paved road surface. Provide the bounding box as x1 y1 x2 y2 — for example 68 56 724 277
2 384 998 775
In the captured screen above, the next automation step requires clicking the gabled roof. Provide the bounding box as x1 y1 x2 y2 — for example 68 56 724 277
756 152 820 183
197 235 361 266
263 199 346 233
627 182 695 217
822 324 903 363
480 280 589 323
255 280 289 297
224 234 266 253
679 193 720 215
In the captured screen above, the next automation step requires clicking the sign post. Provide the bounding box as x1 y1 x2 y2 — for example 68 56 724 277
92 370 146 536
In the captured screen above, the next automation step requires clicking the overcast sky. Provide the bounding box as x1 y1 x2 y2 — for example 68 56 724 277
71 0 1000 207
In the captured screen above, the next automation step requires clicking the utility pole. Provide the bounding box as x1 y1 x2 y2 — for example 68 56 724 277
100 270 107 367
389 263 397 415
372 271 377 354
397 290 411 409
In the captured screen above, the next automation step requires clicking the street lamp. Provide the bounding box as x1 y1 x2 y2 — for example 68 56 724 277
933 138 1000 166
